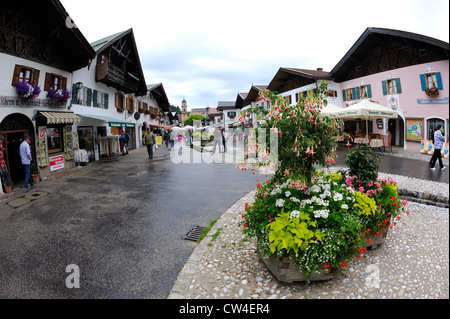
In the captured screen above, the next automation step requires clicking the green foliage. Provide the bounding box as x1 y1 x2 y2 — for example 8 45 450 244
354 191 377 216
184 114 205 126
266 209 325 254
1 170 13 186
345 143 380 187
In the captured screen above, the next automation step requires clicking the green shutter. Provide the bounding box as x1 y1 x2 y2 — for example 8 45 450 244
351 88 356 100
382 81 388 95
395 78 402 94
367 85 372 98
356 87 361 99
93 90 98 107
342 90 346 101
71 83 77 104
436 72 443 90
104 93 109 109
87 88 92 106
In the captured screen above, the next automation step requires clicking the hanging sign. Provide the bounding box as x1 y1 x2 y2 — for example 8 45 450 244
49 155 65 172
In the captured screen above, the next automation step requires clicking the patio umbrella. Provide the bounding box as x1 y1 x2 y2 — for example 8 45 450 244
320 103 343 118
334 100 398 140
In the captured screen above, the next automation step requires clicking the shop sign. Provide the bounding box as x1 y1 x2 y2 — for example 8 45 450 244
417 97 449 104
109 122 135 128
49 155 65 172
0 96 66 109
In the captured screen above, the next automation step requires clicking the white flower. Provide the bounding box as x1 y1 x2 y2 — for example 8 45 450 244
290 210 300 218
333 192 343 201
290 197 300 203
285 191 291 198
313 209 329 219
341 204 348 210
275 198 285 207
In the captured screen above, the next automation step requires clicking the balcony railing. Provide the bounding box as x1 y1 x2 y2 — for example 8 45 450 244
96 62 139 93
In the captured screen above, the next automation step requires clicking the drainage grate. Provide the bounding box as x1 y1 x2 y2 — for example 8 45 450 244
183 225 206 242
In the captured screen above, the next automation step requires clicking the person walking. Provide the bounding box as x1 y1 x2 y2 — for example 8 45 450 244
20 134 35 192
211 127 222 154
429 124 447 171
119 131 128 156
143 128 156 159
169 130 175 149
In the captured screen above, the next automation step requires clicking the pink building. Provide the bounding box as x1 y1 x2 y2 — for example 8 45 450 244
329 28 449 152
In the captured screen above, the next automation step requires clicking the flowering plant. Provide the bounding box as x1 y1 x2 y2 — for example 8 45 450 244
425 85 439 97
14 81 41 100
46 87 71 103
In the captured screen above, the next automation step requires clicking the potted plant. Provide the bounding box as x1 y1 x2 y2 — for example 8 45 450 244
47 87 72 103
238 81 410 283
30 163 40 184
14 81 41 100
1 170 13 194
425 85 439 97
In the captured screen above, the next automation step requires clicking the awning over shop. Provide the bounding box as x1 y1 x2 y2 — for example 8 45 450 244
37 111 81 124
77 114 135 128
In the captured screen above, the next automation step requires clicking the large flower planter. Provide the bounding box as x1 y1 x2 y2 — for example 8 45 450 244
3 184 13 194
257 247 339 283
32 174 40 184
364 227 389 250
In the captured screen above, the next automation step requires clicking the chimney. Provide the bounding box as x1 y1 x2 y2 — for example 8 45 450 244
317 68 323 71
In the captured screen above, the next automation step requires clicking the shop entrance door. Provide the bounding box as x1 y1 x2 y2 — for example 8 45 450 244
77 127 95 162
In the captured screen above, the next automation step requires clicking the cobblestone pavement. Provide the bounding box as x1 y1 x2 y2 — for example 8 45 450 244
169 158 449 299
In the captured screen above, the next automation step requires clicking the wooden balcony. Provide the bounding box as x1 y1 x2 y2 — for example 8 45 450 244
96 62 139 93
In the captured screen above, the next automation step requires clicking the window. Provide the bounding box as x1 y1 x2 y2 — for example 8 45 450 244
345 88 353 101
420 72 443 91
360 85 369 98
47 126 63 154
227 112 236 118
382 79 402 95
11 64 40 86
44 73 67 91
115 92 124 110
126 95 134 113
285 95 291 105
328 90 337 98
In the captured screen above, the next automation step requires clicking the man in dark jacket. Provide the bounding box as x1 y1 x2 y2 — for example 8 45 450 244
143 129 156 159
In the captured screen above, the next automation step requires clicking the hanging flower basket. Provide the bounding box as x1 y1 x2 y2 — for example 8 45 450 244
14 81 41 100
425 86 439 97
46 87 72 104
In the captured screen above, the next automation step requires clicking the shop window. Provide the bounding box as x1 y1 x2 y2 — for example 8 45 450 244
47 126 63 154
11 64 40 86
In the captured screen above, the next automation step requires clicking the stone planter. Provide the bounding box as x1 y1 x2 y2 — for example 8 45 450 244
257 247 339 283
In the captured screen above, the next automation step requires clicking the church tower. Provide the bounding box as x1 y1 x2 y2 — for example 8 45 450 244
181 98 188 126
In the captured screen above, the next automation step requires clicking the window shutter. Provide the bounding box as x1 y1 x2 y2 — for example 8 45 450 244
382 81 387 95
367 85 372 98
87 88 92 106
11 64 22 86
419 74 427 91
342 90 346 101
44 73 52 91
61 77 67 90
395 78 402 93
334 90 338 98
104 93 109 109
32 69 40 85
71 83 77 104
351 88 356 100
356 87 361 99
115 93 119 108
436 72 443 90
93 90 98 107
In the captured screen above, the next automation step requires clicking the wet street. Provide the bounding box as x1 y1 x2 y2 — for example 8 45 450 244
0 143 447 299
0 146 268 298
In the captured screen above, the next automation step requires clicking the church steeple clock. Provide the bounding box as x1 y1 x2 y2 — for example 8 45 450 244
181 98 188 125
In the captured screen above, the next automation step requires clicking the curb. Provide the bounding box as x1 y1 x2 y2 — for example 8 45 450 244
398 188 449 208
168 190 256 299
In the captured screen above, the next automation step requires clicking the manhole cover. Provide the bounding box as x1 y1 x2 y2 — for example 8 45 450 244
183 225 206 242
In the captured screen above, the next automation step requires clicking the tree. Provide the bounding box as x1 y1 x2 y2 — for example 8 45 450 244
184 114 205 126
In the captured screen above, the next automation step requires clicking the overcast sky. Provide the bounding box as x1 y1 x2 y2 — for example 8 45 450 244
61 0 449 110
